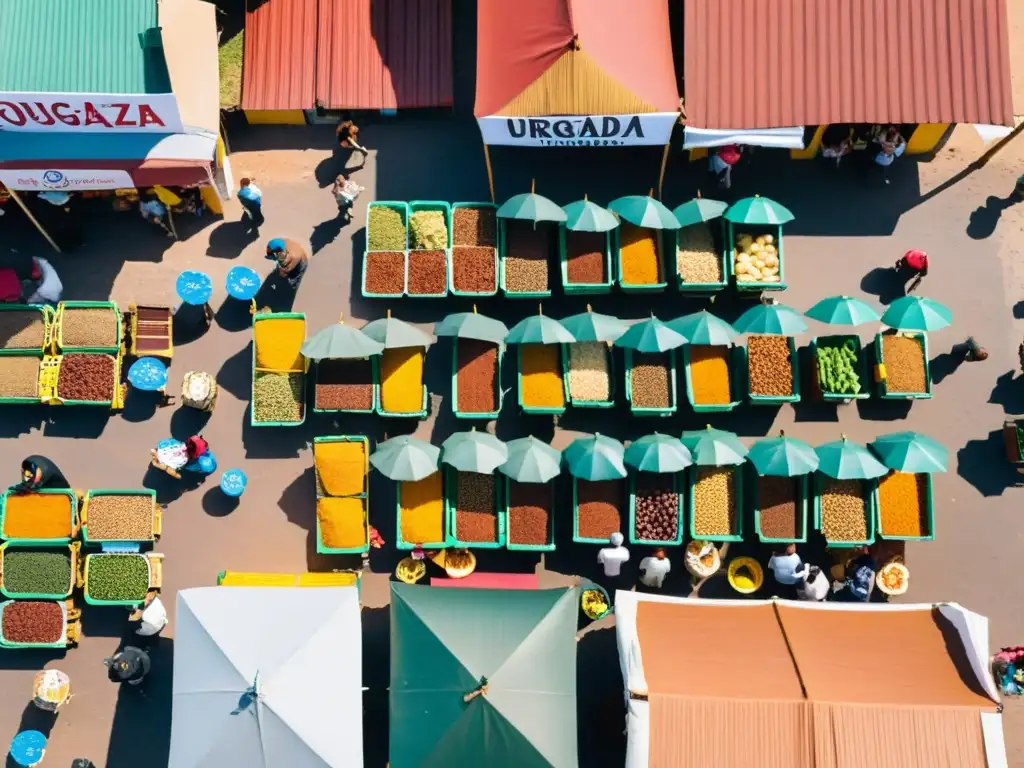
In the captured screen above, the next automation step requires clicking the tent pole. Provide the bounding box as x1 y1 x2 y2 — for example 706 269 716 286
7 188 61 253
657 142 671 200
483 144 496 203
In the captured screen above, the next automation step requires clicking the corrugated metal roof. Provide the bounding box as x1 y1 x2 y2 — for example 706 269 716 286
241 0 318 111
0 0 170 94
683 0 1014 128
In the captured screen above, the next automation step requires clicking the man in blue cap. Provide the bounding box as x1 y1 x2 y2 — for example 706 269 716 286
238 177 264 228
265 237 309 291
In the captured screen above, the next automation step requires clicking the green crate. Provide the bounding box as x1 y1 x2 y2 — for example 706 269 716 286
874 331 932 399
313 435 369 498
563 342 616 409
752 471 810 544
360 249 407 299
55 301 122 353
376 347 429 418
395 471 449 550
449 203 499 298
572 477 626 544
810 335 871 402
726 224 786 291
81 489 158 545
451 202 498 247
0 541 77 599
501 476 556 552
312 357 379 414
366 201 410 250
615 227 669 293
559 227 614 294
623 348 678 417
875 471 935 541
316 498 371 555
44 352 123 407
812 472 877 548
688 465 745 542
251 312 307 427
451 339 504 419
0 599 70 649
516 343 568 415
673 220 729 293
409 201 452 248
0 352 44 404
628 472 684 546
82 552 156 606
681 344 742 413
405 248 450 299
743 336 801 405
0 488 78 544
445 467 505 549
0 304 52 356
498 219 555 299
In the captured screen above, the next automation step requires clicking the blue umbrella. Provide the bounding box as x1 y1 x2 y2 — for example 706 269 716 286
176 270 213 306
226 266 262 300
127 357 168 391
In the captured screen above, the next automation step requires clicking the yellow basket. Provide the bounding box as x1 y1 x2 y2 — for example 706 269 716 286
40 352 126 409
727 557 763 594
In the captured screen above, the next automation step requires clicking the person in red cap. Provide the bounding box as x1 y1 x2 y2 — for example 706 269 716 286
894 249 928 292
710 144 743 189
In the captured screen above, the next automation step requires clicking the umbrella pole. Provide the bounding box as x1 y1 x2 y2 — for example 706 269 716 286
657 142 671 200
7 188 61 253
483 144 495 203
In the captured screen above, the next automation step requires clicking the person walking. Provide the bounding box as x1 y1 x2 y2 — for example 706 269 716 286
336 120 368 161
597 532 630 578
710 144 742 189
139 193 174 238
638 548 671 589
238 177 264 228
265 237 310 291
104 645 151 686
129 593 168 639
894 248 928 292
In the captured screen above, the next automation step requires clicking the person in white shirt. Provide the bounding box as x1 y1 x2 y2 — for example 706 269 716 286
597 532 629 578
22 257 62 306
129 593 168 637
795 565 829 601
767 544 807 586
638 548 671 589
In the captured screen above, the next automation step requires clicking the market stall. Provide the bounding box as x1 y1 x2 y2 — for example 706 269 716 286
725 197 793 292
805 295 879 403
680 427 748 543
559 307 625 409
609 196 680 293
251 311 307 426
369 436 447 550
497 189 565 299
670 310 743 413
0 488 78 543
671 197 728 293
80 551 162 606
559 198 617 293
875 296 951 400
813 436 888 548
441 430 508 549
625 434 691 546
735 301 804 406
747 433 817 544
434 309 508 419
565 433 628 544
498 437 560 552
505 310 573 415
0 305 52 405
314 436 371 554
0 598 80 649
615 315 686 417
301 317 382 416
363 314 432 418
870 431 946 542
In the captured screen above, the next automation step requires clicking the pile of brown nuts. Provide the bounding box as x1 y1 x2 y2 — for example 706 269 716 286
504 221 551 293
507 481 551 545
316 359 374 410
57 354 115 401
452 247 496 293
455 471 497 542
633 474 679 541
407 250 448 295
747 335 793 397
757 476 801 540
577 479 623 539
453 207 497 247
820 478 868 542
364 251 405 294
882 335 928 393
86 494 155 541
565 232 607 284
692 466 737 537
456 339 497 413
630 352 672 408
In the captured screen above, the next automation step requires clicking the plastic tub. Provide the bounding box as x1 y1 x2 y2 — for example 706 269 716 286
313 435 370 555
727 224 786 292
673 220 729 293
627 472 684 546
875 471 935 541
752 472 810 544
0 488 79 544
0 599 77 649
55 301 122 354
448 247 499 298
688 466 745 543
251 312 307 427
376 347 428 419
0 541 79 600
624 348 678 417
615 227 669 293
517 344 569 416
559 227 614 294
445 467 505 549
0 305 52 356
395 473 449 551
813 473 877 548
408 201 452 248
874 331 932 400
563 342 616 409
0 353 44 405
450 202 499 298
502 477 556 552
311 357 379 415
451 340 504 420
809 335 870 402
360 249 407 299
572 477 626 545
450 202 498 246
80 551 162 606
40 352 124 407
366 201 409 250
744 336 801 405
682 344 742 413
498 219 554 299
81 489 160 545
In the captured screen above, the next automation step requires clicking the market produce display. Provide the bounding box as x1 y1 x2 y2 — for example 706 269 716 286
685 539 721 578
520 344 565 409
633 474 679 542
368 206 407 250
576 479 623 540
819 478 869 542
456 339 498 414
60 307 118 348
565 232 607 285
816 339 861 395
317 497 367 548
407 250 448 295
619 223 662 285
581 588 609 619
692 467 738 537
689 345 731 405
747 335 793 397
0 356 41 399
877 471 929 537
409 210 448 250
757 477 801 540
453 207 497 247
314 440 366 496
881 335 928 393
364 251 405 295
86 554 149 602
733 232 780 284
0 311 45 350
451 247 497 293
2 550 72 596
315 359 373 411
454 472 497 543
877 561 909 595
253 372 304 422
83 494 154 541
131 305 173 354
630 352 671 408
2 493 72 539
254 317 305 371
399 472 445 544
506 481 551 546
1 601 63 644
567 342 611 402
380 347 424 413
504 221 552 293
676 223 722 284
57 354 116 402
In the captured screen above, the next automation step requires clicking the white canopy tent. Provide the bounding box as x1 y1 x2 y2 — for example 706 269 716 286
169 586 363 768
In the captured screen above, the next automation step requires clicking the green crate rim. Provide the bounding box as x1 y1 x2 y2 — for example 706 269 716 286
875 471 935 541
361 249 407 299
682 344 742 413
614 227 669 292
874 331 932 399
673 220 729 293
0 487 78 544
0 541 76 599
624 348 679 416
82 552 153 606
311 356 379 414
812 472 877 547
516 343 568 415
558 227 614 293
81 489 158 545
0 599 69 649
501 476 556 552
687 465 745 542
450 339 504 419
810 335 871 401
445 466 505 549
56 301 122 353
628 472 685 546
366 201 410 251
0 304 51 356
563 341 616 408
751 471 810 544
572 476 627 544
744 335 802 404
395 471 450 550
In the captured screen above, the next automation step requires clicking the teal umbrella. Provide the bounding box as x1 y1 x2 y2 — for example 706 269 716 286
608 195 681 229
441 430 508 474
370 436 440 481
881 296 952 332
667 310 738 346
613 315 687 353
562 198 618 232
496 189 567 223
563 433 627 481
559 306 627 343
724 195 794 225
301 319 384 360
434 310 509 344
680 426 748 466
498 437 562 483
671 197 728 228
815 436 888 480
505 312 575 345
362 313 433 348
734 301 808 335
805 295 880 326
624 433 692 473
869 432 948 473
748 433 819 477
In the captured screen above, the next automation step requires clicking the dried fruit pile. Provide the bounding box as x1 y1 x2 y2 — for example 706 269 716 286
676 224 722 284
0 356 41 399
364 251 405 294
882 335 927 393
619 223 662 285
380 347 424 413
456 339 498 414
877 471 929 537
317 497 367 548
819 478 868 542
84 494 154 541
253 372 304 422
315 359 373 411
0 311 45 350
633 474 679 541
520 344 565 409
692 467 738 537
407 250 447 295
630 352 671 408
567 342 611 403
455 472 497 543
504 221 551 293
1 601 63 644
368 206 407 250
507 481 551 546
576 479 623 539
453 207 496 247
399 472 445 544
2 550 72 596
565 231 606 284
86 554 150 602
2 493 73 539
452 246 496 293
314 440 366 496
689 345 732 405
57 354 116 402
756 476 801 540
409 210 448 250
61 307 118 348
747 335 793 397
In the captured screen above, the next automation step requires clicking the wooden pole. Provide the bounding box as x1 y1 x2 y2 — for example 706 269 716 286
483 144 496 203
657 142 671 200
7 188 61 253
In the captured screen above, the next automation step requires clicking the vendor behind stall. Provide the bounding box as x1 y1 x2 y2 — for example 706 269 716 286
21 257 63 306
265 237 309 290
13 455 70 492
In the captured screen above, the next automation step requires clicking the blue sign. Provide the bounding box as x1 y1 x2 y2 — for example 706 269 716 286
220 469 247 497
176 270 213 306
226 266 261 300
128 357 168 391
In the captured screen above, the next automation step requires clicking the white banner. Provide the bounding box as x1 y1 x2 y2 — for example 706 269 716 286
477 113 678 147
0 92 183 133
0 169 136 191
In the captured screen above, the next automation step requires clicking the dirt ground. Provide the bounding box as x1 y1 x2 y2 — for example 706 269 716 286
2 114 1024 766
